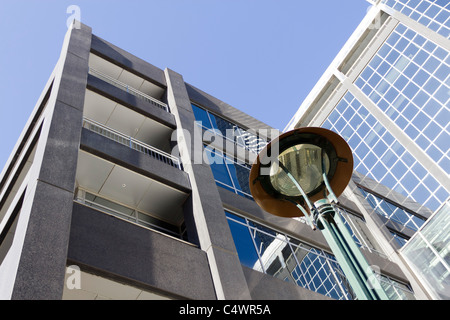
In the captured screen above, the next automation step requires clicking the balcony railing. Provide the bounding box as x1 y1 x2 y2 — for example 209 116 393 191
75 189 184 240
82 117 182 170
88 68 169 112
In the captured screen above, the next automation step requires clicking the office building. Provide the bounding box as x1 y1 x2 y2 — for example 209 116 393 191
0 0 447 300
286 0 449 299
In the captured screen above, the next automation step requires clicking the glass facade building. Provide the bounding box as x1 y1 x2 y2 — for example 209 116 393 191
286 0 449 299
287 0 448 218
2 1 447 301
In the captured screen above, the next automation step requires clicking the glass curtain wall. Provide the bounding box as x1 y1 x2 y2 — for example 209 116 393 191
358 187 427 236
322 92 447 211
382 0 450 38
401 200 450 299
225 211 415 300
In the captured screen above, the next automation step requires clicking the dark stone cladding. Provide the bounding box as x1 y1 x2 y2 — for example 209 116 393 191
243 267 333 300
11 23 92 300
80 128 191 193
68 202 216 300
86 74 176 129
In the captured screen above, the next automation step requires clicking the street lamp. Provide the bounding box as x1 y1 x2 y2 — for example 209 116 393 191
249 127 388 300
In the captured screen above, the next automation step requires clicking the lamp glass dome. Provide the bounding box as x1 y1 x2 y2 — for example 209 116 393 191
269 143 330 197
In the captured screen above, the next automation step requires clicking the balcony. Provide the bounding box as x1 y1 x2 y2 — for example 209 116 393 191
74 150 189 240
82 117 181 170
88 53 168 112
75 188 184 239
83 88 174 154
88 68 169 112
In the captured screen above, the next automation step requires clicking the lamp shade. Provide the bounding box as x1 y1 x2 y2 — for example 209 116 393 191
249 127 353 218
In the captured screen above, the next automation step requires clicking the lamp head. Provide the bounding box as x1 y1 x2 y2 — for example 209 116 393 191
249 127 353 218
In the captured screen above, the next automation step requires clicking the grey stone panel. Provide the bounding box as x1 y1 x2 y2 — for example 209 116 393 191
90 35 166 88
11 181 75 300
68 202 216 300
56 52 90 111
38 101 83 193
242 267 333 300
209 247 253 300
12 24 92 300
80 128 191 193
86 74 176 129
66 22 92 61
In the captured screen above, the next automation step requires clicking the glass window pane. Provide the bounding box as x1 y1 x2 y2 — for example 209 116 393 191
204 147 233 186
191 104 212 129
226 218 263 270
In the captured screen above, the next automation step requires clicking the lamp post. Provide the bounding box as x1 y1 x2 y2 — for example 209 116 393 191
249 127 389 300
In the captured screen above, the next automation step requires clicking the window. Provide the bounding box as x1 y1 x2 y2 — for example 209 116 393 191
225 211 354 300
358 187 427 232
225 211 415 300
204 145 252 199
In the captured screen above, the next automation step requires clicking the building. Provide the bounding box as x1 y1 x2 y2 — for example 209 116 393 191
286 0 449 299
0 0 447 300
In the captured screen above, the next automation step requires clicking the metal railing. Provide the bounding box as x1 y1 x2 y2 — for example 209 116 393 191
88 68 169 112
83 117 182 170
75 189 183 240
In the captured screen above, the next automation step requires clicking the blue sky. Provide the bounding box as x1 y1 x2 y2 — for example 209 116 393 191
0 0 370 170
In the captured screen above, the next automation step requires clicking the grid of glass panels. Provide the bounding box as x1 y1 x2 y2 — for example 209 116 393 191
355 23 449 173
225 211 415 300
401 200 450 299
358 187 427 232
322 91 447 211
203 145 252 199
382 0 450 38
225 211 354 300
191 104 268 154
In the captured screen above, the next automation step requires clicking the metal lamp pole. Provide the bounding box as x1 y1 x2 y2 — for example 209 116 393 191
279 161 389 300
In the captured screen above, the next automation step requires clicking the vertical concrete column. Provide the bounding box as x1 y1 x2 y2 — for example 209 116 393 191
11 22 92 299
165 68 251 300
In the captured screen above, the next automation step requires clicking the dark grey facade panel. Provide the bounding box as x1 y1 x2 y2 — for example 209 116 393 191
243 267 333 300
11 24 92 300
12 181 76 299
